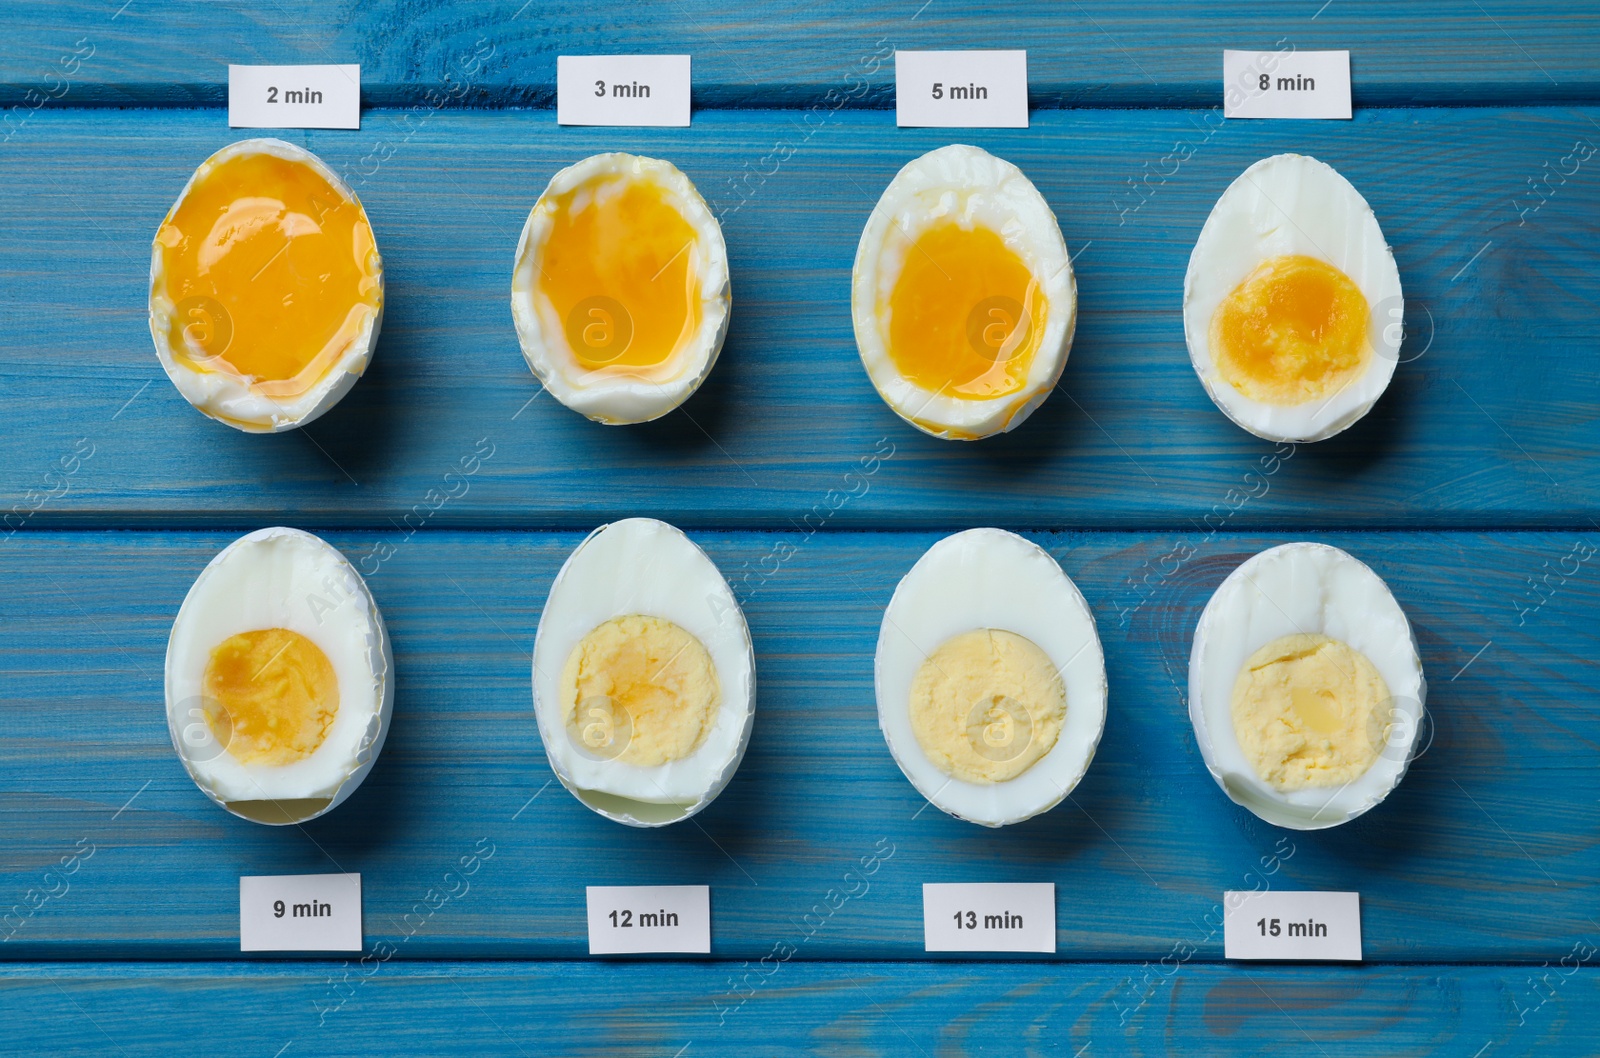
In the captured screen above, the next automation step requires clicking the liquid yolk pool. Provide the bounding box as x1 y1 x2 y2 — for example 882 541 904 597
202 628 340 767
908 628 1065 784
1229 632 1390 791
537 176 703 373
155 152 381 398
885 221 1046 400
1209 254 1371 406
559 614 720 768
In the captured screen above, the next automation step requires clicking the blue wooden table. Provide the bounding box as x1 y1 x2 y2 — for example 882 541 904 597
1 2 1598 1054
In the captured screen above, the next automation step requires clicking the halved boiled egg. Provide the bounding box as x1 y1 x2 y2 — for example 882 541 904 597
1189 542 1426 830
852 145 1077 440
876 529 1105 826
1183 154 1402 442
165 528 392 824
533 518 755 826
511 154 731 425
149 139 384 433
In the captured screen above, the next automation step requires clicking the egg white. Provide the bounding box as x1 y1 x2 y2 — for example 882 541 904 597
532 518 755 827
148 138 384 434
1188 542 1426 830
852 144 1077 440
1183 154 1402 443
876 528 1106 827
165 527 392 823
511 153 731 425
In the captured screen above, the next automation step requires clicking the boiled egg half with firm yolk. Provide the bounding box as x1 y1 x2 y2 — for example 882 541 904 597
876 529 1106 826
1183 154 1402 442
533 518 755 826
853 145 1077 440
512 154 731 425
165 527 392 824
1189 542 1426 830
149 139 384 432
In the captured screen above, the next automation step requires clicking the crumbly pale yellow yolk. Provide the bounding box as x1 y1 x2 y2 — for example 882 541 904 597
202 628 340 767
1210 254 1371 406
886 221 1046 401
538 175 703 372
1230 632 1390 791
155 152 380 398
560 614 720 768
908 628 1065 784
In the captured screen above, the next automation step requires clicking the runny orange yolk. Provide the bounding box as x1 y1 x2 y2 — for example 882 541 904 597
202 628 340 767
1209 254 1371 406
155 152 381 398
885 221 1045 400
538 175 703 372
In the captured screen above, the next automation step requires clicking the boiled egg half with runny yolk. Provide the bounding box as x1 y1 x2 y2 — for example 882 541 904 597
852 145 1077 440
511 154 731 425
876 529 1105 826
149 139 384 432
1183 154 1403 443
1188 542 1426 830
165 527 393 824
533 518 755 826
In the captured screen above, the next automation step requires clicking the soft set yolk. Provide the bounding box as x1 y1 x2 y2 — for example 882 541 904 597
156 153 380 398
1210 254 1371 406
885 221 1046 400
538 176 703 372
202 628 340 767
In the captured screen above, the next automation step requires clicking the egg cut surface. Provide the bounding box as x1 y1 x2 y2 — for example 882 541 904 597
511 153 731 425
852 144 1077 440
533 518 755 826
149 139 384 433
876 529 1105 826
165 527 393 825
1183 154 1402 443
1188 542 1426 830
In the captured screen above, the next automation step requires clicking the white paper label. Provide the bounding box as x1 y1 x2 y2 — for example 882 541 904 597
896 50 1028 129
557 55 691 126
586 885 710 954
239 874 362 952
228 65 361 129
1223 50 1351 119
1224 890 1362 961
922 883 1055 953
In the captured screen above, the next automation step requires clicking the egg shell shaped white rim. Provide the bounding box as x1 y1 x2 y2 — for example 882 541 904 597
147 138 385 434
1187 542 1427 831
510 153 732 426
851 144 1077 441
163 527 394 826
875 528 1108 827
1181 153 1402 443
531 518 756 828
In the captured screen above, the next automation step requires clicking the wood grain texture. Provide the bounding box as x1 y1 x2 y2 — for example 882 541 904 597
1 530 1595 962
0 960 1595 1056
1 108 1597 530
3 0 1599 108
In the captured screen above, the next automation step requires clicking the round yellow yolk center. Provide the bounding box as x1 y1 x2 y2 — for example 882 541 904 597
908 628 1065 784
202 628 340 767
537 175 703 373
560 614 720 769
1209 254 1371 406
885 221 1046 401
155 152 381 398
1230 632 1391 791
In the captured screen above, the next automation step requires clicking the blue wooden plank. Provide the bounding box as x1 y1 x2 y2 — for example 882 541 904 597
1 108 1597 529
3 1 1598 108
0 960 1595 1056
1 529 1595 961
